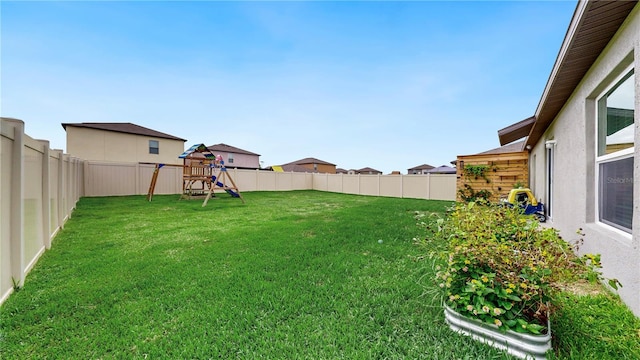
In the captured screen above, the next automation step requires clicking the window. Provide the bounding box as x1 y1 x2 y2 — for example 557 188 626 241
149 140 159 155
227 153 234 164
545 141 554 219
596 69 634 233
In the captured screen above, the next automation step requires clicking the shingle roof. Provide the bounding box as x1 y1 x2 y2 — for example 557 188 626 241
207 143 260 156
427 165 457 174
477 140 526 155
284 157 336 166
408 164 435 171
61 122 186 141
357 167 382 174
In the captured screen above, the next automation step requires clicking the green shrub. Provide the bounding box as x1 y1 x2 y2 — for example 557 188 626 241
425 202 600 335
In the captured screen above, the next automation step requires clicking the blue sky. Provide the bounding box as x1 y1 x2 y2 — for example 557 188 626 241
1 1 577 174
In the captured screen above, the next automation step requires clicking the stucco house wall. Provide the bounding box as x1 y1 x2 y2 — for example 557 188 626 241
221 152 259 169
529 4 639 315
65 126 185 165
207 143 261 170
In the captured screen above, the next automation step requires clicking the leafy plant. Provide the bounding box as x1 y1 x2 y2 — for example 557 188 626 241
463 164 490 181
457 184 492 203
428 202 603 335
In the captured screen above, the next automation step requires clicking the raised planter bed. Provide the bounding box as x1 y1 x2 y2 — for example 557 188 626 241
444 305 551 360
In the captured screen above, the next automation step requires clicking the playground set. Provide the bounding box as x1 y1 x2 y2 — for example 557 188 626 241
145 143 244 206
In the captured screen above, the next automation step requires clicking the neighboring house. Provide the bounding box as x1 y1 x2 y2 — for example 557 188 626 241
207 143 261 170
355 167 382 175
499 1 639 316
62 122 186 165
408 164 435 174
427 165 457 174
280 157 336 174
336 168 349 174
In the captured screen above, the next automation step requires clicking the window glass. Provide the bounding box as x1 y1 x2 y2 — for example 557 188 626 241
599 157 633 231
596 69 634 233
598 71 634 156
149 140 159 154
228 153 234 163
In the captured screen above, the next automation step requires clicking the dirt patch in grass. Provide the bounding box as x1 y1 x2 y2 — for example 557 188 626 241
557 279 607 297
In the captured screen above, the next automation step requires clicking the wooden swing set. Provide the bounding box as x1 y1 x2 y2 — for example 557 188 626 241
145 143 244 206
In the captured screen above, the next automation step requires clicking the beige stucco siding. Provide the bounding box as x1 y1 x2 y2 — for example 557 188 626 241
217 152 260 169
66 127 184 165
530 5 640 316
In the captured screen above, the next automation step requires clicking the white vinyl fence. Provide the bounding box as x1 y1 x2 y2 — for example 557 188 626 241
83 162 456 201
1 118 83 303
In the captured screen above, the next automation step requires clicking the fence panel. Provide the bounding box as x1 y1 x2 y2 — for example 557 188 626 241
0 117 84 305
402 175 430 199
0 119 17 304
23 138 45 274
85 162 138 196
429 174 457 201
341 175 360 195
49 151 60 236
291 172 313 190
380 175 403 198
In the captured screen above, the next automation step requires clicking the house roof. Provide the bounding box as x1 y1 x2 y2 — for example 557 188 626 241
61 122 186 141
284 157 336 166
477 140 526 155
498 117 535 146
523 0 638 148
357 167 382 174
408 164 435 171
427 165 457 174
207 143 260 156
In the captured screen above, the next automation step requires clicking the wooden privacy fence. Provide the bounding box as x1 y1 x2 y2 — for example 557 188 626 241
456 151 529 202
1 118 83 304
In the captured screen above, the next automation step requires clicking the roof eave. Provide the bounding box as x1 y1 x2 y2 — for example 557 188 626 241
497 116 535 146
525 0 638 149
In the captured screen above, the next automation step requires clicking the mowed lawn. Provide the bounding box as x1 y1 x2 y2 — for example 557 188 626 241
1 191 639 359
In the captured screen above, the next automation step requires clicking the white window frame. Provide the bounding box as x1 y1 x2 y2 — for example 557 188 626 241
228 153 234 164
594 66 634 236
545 140 555 220
149 140 159 155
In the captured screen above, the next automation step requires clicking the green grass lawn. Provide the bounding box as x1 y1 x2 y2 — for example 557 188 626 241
1 191 639 359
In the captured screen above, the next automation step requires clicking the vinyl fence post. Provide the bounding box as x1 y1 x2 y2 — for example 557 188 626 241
40 140 51 249
10 120 25 288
